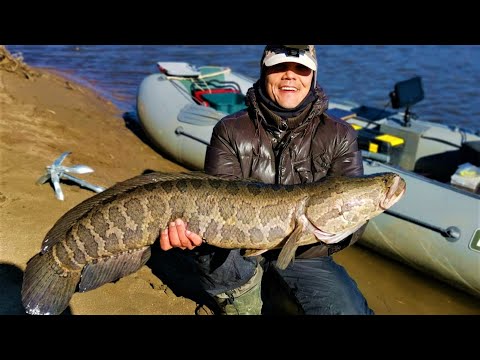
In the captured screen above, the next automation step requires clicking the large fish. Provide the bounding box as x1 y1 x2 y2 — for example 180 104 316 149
21 171 406 315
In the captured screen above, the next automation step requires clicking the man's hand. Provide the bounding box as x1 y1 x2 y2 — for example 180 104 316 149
160 218 203 251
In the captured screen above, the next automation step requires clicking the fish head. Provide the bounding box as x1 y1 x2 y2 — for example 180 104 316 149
304 172 406 242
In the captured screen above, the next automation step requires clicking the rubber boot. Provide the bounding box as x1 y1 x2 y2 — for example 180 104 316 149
214 264 263 315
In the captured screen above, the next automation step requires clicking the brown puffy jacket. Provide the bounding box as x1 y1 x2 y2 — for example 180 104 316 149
204 85 366 259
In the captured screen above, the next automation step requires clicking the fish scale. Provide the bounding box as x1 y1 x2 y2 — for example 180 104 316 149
21 170 405 315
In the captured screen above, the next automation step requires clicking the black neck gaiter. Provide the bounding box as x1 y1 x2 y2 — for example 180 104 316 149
255 81 318 121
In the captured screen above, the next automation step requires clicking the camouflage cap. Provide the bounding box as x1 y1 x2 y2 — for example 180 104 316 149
261 45 317 71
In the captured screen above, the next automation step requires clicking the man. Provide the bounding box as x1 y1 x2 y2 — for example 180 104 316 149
160 45 374 315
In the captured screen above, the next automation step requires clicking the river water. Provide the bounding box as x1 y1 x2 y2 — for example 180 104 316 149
6 45 480 131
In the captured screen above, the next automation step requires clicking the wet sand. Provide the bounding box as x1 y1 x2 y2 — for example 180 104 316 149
1 46 479 315
334 245 480 314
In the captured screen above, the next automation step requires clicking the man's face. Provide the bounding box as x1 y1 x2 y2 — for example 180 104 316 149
264 62 313 109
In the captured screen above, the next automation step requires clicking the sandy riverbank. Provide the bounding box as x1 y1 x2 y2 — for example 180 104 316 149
1 46 479 315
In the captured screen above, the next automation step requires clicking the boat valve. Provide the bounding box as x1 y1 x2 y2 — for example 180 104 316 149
442 226 461 242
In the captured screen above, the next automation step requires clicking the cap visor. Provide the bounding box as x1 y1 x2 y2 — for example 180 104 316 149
264 53 317 71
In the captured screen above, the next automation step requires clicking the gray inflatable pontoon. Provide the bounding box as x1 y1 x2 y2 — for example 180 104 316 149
136 62 480 298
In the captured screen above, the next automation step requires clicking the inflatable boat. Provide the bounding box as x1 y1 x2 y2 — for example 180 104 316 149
135 61 480 298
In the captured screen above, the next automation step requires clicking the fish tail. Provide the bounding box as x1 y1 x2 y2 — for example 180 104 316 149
21 251 80 315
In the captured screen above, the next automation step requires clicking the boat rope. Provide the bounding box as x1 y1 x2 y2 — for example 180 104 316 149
198 67 232 79
165 67 231 81
191 78 211 92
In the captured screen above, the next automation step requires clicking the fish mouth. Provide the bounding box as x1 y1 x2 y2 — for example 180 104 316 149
380 175 406 210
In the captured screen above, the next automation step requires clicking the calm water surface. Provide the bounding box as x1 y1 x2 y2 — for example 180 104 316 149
6 45 480 131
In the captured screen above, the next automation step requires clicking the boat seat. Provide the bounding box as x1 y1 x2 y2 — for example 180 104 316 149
192 88 239 106
192 87 246 114
199 91 246 114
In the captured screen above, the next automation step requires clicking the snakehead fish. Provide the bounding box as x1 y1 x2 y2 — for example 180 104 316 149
21 171 406 315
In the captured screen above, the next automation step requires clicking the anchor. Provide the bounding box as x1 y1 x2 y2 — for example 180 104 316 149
36 151 105 201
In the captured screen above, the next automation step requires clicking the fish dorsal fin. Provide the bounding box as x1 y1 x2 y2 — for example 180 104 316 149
172 171 262 183
78 246 151 292
172 171 220 180
40 170 243 253
156 171 264 184
41 172 165 252
41 171 212 252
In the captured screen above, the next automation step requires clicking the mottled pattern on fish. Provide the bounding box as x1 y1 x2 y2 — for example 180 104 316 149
53 175 299 272
22 171 406 315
